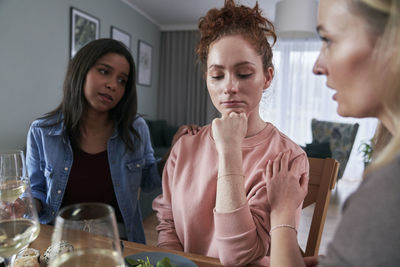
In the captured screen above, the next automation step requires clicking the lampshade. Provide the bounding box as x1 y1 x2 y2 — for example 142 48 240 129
275 0 319 39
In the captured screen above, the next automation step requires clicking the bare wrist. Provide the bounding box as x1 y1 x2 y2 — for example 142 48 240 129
270 208 297 227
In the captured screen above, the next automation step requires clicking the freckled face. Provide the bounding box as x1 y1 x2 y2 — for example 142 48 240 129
206 35 272 118
313 0 383 118
84 53 130 114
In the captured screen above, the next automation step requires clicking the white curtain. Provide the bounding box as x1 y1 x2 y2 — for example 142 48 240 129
259 39 378 181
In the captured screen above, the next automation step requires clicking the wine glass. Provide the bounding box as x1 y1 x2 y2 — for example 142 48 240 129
0 150 40 266
48 203 124 267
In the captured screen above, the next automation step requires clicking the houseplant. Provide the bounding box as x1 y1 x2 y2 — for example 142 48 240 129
358 138 373 168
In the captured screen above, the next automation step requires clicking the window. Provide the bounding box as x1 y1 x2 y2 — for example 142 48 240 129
260 40 377 180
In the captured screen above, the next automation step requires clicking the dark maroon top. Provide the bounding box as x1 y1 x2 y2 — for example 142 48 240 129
61 149 123 222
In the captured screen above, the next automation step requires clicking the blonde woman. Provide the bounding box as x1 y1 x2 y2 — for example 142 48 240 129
267 0 400 266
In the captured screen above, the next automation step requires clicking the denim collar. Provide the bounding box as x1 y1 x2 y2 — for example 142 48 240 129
46 113 119 141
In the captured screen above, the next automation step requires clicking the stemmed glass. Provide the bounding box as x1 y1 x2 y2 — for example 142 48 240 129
48 203 124 267
0 150 40 266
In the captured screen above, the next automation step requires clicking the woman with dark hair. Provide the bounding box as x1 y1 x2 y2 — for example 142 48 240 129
152 1 308 266
26 38 195 243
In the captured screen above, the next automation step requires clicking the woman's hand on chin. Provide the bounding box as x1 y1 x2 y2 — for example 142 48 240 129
212 112 247 153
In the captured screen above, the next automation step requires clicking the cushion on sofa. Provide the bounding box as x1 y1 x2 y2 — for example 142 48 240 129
311 118 359 179
145 119 179 159
147 120 167 147
163 125 179 147
305 141 332 158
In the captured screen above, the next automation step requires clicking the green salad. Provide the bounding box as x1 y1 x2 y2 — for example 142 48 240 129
126 256 176 267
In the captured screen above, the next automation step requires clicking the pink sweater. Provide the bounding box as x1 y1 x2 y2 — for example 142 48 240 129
153 123 309 266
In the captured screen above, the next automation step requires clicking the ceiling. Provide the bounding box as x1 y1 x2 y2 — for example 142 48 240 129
121 0 280 31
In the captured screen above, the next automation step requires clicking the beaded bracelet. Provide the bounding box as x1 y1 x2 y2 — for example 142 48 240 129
269 224 297 235
217 174 245 179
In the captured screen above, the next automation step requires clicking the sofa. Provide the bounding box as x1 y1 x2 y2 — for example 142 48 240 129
309 118 359 180
145 119 179 159
139 120 178 219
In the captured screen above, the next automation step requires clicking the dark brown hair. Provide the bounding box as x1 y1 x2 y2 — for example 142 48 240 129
41 38 140 151
196 0 277 73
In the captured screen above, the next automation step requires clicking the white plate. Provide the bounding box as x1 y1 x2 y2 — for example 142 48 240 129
125 251 198 267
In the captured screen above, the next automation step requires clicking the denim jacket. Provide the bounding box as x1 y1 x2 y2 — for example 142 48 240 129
26 114 161 243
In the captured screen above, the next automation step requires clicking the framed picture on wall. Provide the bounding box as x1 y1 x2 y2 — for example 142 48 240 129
137 40 153 86
70 7 100 58
111 26 131 50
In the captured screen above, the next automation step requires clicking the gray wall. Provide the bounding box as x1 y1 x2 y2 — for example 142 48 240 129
0 0 160 150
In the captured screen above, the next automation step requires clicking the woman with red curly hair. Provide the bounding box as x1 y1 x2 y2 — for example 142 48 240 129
153 1 308 265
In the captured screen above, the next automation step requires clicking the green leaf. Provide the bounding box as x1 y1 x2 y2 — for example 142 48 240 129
126 258 141 266
156 257 176 267
126 257 154 267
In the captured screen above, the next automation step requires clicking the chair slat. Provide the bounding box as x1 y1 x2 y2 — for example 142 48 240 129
301 157 340 257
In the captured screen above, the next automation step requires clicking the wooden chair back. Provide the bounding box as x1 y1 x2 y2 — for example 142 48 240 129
302 157 339 257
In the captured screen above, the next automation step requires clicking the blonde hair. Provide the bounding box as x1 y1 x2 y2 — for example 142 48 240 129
362 0 392 12
353 0 400 174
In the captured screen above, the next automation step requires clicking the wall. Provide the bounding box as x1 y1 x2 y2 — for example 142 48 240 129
0 0 160 150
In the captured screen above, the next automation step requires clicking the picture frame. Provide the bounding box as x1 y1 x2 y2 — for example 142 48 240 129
111 26 131 50
70 7 100 58
137 40 153 86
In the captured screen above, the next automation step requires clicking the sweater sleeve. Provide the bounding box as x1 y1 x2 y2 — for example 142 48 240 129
320 156 400 267
152 144 183 251
214 152 308 267
214 180 269 266
295 153 309 228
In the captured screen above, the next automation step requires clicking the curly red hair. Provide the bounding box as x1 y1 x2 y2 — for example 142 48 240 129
196 0 276 73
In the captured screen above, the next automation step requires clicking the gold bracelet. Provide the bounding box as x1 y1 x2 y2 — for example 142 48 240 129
217 173 245 179
269 224 297 235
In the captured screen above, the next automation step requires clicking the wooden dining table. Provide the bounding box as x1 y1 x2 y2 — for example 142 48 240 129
30 224 263 267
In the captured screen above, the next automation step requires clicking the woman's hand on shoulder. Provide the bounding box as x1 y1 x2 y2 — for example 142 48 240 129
171 124 201 146
266 151 309 215
212 112 247 152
